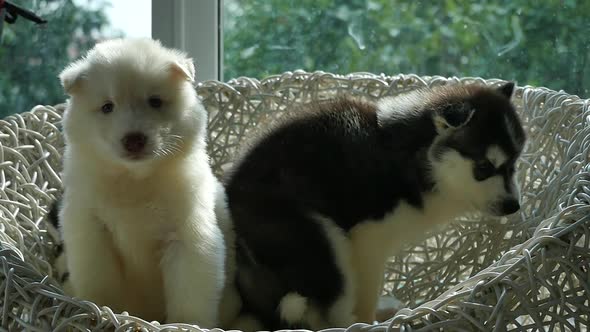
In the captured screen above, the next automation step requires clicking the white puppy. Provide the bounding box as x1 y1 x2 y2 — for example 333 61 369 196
58 38 225 326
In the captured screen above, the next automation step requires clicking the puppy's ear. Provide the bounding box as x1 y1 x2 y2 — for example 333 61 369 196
59 60 88 95
433 102 475 134
170 58 196 83
497 81 515 99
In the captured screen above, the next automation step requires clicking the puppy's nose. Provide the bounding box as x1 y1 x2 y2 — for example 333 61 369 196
501 198 520 215
122 132 147 154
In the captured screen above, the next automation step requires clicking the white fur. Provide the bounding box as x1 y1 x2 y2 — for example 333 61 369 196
214 181 243 328
278 292 308 324
349 189 470 323
316 217 356 327
53 251 73 295
313 188 470 325
431 149 519 213
486 145 508 168
376 91 426 125
58 38 225 326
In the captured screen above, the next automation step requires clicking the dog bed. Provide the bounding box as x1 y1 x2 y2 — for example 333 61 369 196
0 71 588 331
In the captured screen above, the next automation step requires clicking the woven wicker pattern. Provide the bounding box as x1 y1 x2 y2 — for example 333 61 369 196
0 71 588 331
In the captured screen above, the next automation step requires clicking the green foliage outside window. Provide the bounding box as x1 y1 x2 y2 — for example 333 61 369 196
224 0 589 98
1 0 588 117
0 0 111 118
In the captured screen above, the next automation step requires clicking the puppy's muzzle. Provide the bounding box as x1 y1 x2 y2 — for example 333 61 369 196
489 198 520 216
122 132 148 155
500 198 520 215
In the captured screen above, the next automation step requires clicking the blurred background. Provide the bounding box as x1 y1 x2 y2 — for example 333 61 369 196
1 0 588 117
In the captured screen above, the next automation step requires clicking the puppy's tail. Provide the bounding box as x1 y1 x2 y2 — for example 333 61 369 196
47 199 61 230
45 198 72 293
278 292 309 326
46 198 64 253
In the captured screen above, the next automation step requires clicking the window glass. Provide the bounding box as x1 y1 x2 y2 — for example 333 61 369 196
223 0 589 98
0 0 150 117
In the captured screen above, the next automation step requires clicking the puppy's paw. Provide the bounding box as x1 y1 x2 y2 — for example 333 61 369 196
376 295 405 322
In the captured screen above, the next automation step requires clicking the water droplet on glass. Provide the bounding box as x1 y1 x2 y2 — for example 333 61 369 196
348 18 366 51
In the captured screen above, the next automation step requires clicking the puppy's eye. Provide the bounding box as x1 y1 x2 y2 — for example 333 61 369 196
148 96 163 108
474 160 495 181
101 102 114 114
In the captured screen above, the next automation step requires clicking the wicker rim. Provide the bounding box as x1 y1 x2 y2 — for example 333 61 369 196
0 70 588 331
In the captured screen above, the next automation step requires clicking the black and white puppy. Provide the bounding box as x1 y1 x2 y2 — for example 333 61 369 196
225 83 526 330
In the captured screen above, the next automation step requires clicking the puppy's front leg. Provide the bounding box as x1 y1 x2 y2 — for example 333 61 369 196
162 232 225 327
350 233 389 324
61 206 124 309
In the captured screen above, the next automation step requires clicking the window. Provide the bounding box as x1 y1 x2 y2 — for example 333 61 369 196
222 1 589 99
0 0 150 117
2 1 588 117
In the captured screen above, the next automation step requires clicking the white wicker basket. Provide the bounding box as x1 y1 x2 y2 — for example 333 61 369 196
0 71 588 331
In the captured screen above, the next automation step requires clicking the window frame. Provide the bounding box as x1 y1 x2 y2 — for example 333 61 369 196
151 0 223 82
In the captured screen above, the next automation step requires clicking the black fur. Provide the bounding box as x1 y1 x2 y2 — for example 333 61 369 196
498 81 515 99
438 101 474 128
225 83 524 329
47 198 70 283
47 199 60 229
47 199 63 254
